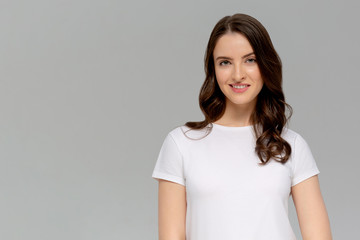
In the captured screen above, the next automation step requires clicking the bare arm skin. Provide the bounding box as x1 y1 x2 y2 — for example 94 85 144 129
291 175 333 240
158 179 186 240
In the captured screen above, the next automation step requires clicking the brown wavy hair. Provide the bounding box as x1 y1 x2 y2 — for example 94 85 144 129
184 13 293 165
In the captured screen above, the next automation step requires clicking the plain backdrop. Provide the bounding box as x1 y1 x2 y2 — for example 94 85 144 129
0 0 359 239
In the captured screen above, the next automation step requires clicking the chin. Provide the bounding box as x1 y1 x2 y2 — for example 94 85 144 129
228 100 250 105
227 97 256 106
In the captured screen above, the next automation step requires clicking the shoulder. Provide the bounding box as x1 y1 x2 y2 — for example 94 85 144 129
166 124 211 144
282 127 315 157
281 127 304 146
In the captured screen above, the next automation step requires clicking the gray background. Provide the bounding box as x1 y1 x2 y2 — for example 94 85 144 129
0 0 358 239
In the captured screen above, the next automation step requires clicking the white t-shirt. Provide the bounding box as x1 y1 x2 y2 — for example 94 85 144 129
152 123 320 240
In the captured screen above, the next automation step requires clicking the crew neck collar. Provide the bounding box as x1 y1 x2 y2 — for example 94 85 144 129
211 123 253 130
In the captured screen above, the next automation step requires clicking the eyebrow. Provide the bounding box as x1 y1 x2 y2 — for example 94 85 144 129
215 52 255 61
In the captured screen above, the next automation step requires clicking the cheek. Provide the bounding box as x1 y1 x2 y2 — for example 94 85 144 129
247 68 263 83
247 67 259 75
215 68 230 84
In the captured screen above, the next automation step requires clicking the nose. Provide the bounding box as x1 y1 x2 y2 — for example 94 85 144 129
232 63 246 81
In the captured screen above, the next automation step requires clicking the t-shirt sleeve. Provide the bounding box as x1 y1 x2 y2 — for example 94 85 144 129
291 133 320 187
151 132 186 186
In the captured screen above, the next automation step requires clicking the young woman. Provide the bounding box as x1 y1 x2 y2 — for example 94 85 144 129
152 13 332 240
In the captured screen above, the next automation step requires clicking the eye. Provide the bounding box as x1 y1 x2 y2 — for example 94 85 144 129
246 58 256 63
219 60 230 66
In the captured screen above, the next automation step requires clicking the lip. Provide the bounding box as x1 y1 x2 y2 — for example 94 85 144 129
229 84 250 93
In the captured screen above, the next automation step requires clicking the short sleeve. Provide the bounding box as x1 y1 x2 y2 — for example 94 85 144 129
291 133 320 187
151 133 186 186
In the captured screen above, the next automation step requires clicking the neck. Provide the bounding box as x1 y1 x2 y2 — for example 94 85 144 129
214 98 256 127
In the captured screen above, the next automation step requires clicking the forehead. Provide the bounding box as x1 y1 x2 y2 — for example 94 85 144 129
213 32 254 57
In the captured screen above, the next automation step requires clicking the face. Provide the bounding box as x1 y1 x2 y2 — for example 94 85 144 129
213 32 264 108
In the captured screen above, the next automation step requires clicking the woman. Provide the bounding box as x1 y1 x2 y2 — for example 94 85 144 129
152 13 332 240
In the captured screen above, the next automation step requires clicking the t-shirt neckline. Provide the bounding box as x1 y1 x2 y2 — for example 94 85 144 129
211 123 253 130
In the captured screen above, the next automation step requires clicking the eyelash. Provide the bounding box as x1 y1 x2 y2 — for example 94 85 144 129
219 58 256 66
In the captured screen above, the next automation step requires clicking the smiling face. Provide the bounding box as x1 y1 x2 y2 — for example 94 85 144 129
213 32 264 109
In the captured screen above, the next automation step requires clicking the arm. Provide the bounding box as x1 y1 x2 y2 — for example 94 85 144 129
158 179 187 240
291 175 332 240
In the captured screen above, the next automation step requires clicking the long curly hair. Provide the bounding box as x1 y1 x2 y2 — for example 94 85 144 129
184 13 293 165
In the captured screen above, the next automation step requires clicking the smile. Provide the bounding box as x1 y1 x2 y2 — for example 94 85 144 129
229 84 250 93
232 85 247 89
